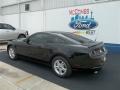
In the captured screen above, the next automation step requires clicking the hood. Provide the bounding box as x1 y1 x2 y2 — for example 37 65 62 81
15 28 28 32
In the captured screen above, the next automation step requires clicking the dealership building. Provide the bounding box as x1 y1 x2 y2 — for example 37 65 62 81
0 0 120 53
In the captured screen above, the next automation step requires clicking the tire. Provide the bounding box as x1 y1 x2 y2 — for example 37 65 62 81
8 46 18 60
52 56 72 78
18 34 26 39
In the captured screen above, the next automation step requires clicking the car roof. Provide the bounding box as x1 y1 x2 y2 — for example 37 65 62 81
34 31 74 39
41 31 72 35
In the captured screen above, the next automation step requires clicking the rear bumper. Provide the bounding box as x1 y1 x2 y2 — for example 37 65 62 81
69 54 106 69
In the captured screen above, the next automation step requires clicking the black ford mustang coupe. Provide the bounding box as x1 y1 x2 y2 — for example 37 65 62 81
7 31 107 77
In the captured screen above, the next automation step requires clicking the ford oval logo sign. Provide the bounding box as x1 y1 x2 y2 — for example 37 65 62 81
69 10 98 30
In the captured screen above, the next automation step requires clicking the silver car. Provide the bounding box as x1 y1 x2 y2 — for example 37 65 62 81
0 23 28 42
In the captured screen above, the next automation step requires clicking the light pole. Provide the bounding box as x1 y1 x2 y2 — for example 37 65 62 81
42 0 46 32
18 0 21 29
0 0 2 17
91 11 93 19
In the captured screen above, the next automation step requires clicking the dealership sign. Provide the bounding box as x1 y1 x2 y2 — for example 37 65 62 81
69 8 98 35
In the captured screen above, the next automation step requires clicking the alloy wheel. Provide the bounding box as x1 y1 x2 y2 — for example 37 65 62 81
54 59 67 76
9 47 15 59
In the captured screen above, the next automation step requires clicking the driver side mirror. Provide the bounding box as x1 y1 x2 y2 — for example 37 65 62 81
12 27 16 30
24 38 30 44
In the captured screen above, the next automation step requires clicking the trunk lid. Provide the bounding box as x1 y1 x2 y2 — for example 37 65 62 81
82 41 107 58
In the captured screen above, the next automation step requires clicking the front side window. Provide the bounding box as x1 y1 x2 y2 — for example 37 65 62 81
51 35 73 44
29 33 47 44
2 24 15 30
0 24 3 29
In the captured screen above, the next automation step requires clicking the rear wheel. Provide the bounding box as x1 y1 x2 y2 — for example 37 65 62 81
8 46 18 60
52 56 72 78
18 34 26 39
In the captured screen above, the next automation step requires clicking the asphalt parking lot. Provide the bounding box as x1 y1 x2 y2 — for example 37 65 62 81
0 47 120 90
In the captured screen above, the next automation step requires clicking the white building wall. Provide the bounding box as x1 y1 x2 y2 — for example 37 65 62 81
1 0 114 15
44 0 111 10
45 1 120 44
0 0 120 44
2 11 44 34
1 0 33 6
96 3 120 44
20 0 43 13
2 0 18 6
2 4 19 15
0 0 3 22
2 14 19 28
21 11 44 34
1 0 43 15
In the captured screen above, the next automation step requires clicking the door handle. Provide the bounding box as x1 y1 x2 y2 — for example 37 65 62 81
37 44 45 48
40 44 44 48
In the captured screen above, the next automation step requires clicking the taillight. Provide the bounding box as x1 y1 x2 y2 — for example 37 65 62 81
90 47 105 56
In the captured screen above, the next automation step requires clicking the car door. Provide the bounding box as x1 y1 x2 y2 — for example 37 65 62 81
0 24 8 40
2 24 17 40
17 33 52 61
0 24 17 40
0 29 6 41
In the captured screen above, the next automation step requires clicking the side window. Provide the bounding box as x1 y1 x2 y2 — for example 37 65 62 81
25 4 30 11
44 35 56 43
28 33 73 44
54 37 72 44
0 24 3 29
52 36 65 43
29 33 47 44
2 24 15 30
45 35 72 44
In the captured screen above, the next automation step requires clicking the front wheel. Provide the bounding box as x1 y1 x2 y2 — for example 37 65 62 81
52 56 72 78
8 46 18 60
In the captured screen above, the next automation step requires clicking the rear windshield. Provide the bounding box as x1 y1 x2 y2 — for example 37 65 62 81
62 33 93 44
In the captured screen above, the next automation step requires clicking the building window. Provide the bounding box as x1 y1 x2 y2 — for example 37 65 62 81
25 4 30 11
